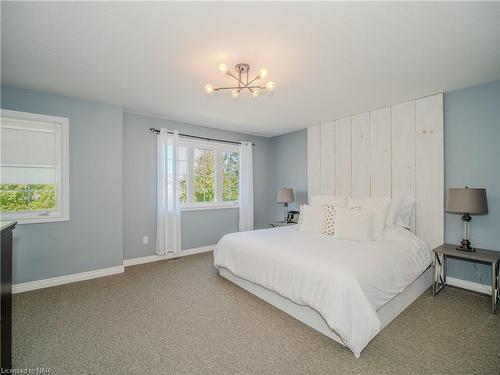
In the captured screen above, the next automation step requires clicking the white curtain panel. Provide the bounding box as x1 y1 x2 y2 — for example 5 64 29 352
238 141 254 231
156 129 182 255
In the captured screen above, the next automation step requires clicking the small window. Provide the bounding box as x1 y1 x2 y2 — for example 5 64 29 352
0 110 69 223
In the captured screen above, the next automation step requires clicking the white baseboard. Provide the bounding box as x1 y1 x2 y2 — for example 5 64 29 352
12 245 215 294
12 265 124 294
123 245 214 267
446 276 492 295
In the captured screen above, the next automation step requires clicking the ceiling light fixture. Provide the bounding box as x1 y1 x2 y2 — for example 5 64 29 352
205 63 275 98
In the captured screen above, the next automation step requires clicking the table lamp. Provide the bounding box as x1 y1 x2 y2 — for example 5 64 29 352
277 188 294 223
446 187 488 252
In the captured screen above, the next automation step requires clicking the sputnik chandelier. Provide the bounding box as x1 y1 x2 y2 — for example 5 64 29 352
205 63 275 98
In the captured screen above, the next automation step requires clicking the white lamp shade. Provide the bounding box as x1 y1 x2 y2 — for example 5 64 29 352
277 188 294 203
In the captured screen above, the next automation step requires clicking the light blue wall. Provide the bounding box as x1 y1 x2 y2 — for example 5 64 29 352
269 129 308 221
3 80 497 286
123 112 272 259
444 80 500 284
1 86 124 284
0 86 273 282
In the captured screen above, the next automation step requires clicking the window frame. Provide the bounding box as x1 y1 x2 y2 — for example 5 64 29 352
178 139 239 211
0 109 70 224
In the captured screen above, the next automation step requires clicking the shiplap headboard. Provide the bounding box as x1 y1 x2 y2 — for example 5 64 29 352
307 94 444 248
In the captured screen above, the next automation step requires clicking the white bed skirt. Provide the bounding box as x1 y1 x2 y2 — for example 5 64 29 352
218 266 432 355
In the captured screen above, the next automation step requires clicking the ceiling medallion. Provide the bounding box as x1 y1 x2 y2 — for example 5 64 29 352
205 63 275 98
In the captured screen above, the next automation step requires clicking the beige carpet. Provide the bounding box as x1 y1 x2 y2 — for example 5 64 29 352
13 252 500 374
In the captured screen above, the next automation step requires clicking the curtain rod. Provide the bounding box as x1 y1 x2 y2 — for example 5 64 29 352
149 128 255 146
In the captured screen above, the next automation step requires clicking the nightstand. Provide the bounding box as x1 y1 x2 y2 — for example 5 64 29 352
270 221 297 228
433 244 500 314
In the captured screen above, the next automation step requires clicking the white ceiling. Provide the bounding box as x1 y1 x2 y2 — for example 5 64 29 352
2 2 499 137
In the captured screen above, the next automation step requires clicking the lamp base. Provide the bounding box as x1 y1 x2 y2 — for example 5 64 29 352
456 239 475 252
283 202 289 223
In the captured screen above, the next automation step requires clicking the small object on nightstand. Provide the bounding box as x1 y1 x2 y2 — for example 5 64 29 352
446 187 488 252
433 244 499 314
287 210 300 224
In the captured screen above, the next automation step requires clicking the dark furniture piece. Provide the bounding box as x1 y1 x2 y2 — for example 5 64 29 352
433 243 500 314
1 221 16 372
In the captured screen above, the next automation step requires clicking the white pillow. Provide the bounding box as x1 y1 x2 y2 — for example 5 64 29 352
299 204 326 234
386 198 414 228
310 195 347 207
347 197 391 240
394 200 414 229
386 198 402 226
333 207 373 241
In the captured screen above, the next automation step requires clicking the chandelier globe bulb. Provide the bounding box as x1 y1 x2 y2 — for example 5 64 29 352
218 64 228 74
204 84 214 94
258 68 268 79
265 81 276 91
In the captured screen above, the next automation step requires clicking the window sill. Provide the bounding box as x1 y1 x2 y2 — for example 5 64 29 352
181 205 239 212
1 211 69 224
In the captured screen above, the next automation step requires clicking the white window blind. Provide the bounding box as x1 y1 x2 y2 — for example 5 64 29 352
1 117 58 185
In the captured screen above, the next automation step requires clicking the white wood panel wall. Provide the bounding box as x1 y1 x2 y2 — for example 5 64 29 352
307 94 443 248
351 113 371 197
334 117 351 196
391 101 417 231
307 126 321 201
415 94 444 249
320 122 335 195
370 107 392 198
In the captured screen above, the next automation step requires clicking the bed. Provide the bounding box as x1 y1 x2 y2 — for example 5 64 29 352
214 94 443 357
214 225 433 357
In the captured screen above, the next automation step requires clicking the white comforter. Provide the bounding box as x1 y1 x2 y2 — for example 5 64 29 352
213 226 432 357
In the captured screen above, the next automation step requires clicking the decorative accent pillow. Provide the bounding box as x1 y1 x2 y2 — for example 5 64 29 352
333 207 373 241
347 197 391 240
299 204 326 234
310 195 347 207
322 205 336 235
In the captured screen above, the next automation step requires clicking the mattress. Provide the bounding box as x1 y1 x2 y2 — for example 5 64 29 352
213 225 432 357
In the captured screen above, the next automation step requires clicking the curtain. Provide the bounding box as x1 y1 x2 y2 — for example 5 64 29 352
238 141 254 231
156 129 182 255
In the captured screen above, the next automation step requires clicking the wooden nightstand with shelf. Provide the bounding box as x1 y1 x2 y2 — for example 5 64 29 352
433 244 500 314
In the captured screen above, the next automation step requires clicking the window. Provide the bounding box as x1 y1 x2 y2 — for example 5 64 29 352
177 140 239 210
222 151 239 202
194 148 215 203
0 110 69 223
178 146 188 204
